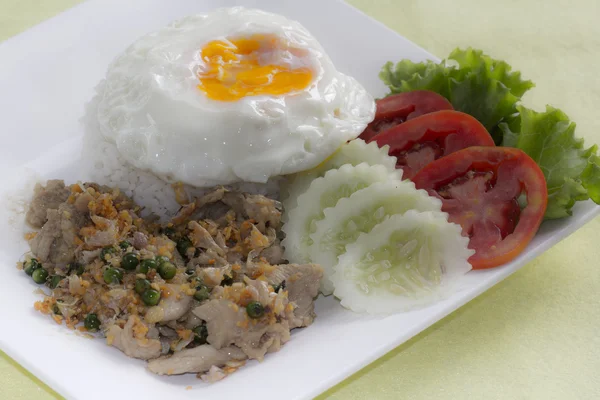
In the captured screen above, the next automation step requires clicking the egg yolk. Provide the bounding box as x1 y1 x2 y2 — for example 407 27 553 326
197 34 313 101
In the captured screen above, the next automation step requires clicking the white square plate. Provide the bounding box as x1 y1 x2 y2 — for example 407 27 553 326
0 1 598 399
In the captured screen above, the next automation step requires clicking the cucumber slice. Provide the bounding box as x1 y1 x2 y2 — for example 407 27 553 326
332 210 473 314
282 139 397 212
310 180 443 295
282 163 400 264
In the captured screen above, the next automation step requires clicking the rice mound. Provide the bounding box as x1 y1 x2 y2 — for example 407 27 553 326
81 83 281 219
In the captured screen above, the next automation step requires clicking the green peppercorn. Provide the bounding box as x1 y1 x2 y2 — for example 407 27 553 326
68 262 84 276
188 276 203 287
135 279 151 295
23 258 39 276
273 280 286 293
162 226 177 239
246 301 265 319
176 237 193 258
221 274 234 286
84 314 101 331
155 255 170 266
121 252 139 271
103 267 123 285
141 289 161 306
32 268 49 284
158 262 177 280
139 258 157 274
119 240 132 250
100 246 117 261
194 284 211 302
193 324 208 345
49 275 63 289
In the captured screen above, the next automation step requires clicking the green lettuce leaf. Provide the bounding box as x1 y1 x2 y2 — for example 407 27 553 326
379 48 534 141
499 106 600 219
448 48 533 98
380 60 450 97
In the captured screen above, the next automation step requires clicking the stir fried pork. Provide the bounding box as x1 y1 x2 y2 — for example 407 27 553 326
21 181 322 381
148 345 246 376
145 284 194 323
107 316 162 360
263 263 323 328
29 203 88 266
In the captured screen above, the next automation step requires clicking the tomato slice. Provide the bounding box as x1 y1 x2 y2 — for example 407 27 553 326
358 90 453 142
412 147 548 269
368 110 495 180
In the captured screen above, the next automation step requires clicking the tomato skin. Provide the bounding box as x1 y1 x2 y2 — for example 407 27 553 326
358 91 453 142
412 146 548 269
369 110 495 180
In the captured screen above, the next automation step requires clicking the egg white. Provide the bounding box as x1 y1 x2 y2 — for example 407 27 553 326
92 7 375 187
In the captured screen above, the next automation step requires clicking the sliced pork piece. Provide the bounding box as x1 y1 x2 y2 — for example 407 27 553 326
73 190 94 213
226 250 243 266
188 249 228 269
240 222 271 253
194 298 291 361
85 215 118 248
26 180 70 228
145 284 193 323
173 188 281 231
199 202 231 223
156 325 178 339
193 299 244 349
171 202 196 226
188 221 226 256
171 187 228 225
106 316 161 360
222 192 282 231
194 188 231 222
265 264 323 328
236 322 291 359
241 194 282 231
147 345 246 375
183 310 203 329
197 265 232 287
259 240 285 265
214 230 227 250
243 277 272 305
80 249 101 264
29 203 87 266
200 365 227 383
193 279 294 361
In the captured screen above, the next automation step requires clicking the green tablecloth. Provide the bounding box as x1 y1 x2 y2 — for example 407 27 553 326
1 0 599 398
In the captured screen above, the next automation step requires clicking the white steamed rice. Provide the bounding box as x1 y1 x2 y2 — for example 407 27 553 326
81 83 281 219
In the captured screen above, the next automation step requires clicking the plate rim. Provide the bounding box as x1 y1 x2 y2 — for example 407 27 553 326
1 1 599 399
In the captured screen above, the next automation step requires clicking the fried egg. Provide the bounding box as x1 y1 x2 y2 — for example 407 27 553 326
93 7 375 187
